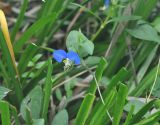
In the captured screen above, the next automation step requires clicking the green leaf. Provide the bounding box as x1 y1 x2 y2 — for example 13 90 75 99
134 0 158 19
87 58 108 94
75 58 107 125
137 45 158 82
66 30 94 57
11 0 29 42
20 86 43 121
51 109 68 125
127 24 160 44
0 30 23 103
23 61 48 95
0 101 11 125
152 77 160 98
88 89 116 125
26 107 34 125
88 68 129 124
133 111 160 125
84 56 101 65
0 86 10 100
55 88 62 101
41 58 53 120
130 66 158 96
152 17 160 33
112 83 128 125
74 93 95 125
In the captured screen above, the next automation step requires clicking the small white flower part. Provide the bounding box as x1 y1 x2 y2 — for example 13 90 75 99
63 58 73 70
42 0 46 2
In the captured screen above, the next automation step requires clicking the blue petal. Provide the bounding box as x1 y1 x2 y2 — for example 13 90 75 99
53 50 67 63
104 0 110 7
67 51 81 65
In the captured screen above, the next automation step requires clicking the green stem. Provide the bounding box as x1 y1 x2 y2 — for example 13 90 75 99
147 56 160 102
91 15 110 41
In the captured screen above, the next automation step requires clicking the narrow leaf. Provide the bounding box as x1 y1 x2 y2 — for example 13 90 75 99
41 58 53 120
0 101 11 125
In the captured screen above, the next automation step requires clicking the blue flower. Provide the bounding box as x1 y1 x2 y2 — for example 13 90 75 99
53 50 67 63
67 51 81 65
104 0 110 7
53 49 81 65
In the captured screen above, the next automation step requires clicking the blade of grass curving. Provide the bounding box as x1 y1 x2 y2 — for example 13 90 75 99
0 101 11 125
112 83 128 125
11 0 29 42
14 12 57 53
41 58 53 121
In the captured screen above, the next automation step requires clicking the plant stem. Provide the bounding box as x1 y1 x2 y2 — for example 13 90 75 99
91 15 110 41
147 56 160 102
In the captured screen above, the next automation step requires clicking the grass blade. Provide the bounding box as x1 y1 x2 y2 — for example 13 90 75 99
89 68 129 123
18 43 39 74
0 101 11 125
74 93 95 125
112 83 128 125
0 30 23 103
75 58 107 125
10 105 20 125
123 105 134 125
88 89 116 125
41 58 53 120
128 99 157 125
134 111 160 125
11 0 29 42
14 13 57 53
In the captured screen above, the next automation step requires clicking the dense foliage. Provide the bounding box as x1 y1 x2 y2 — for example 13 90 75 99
0 0 160 125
